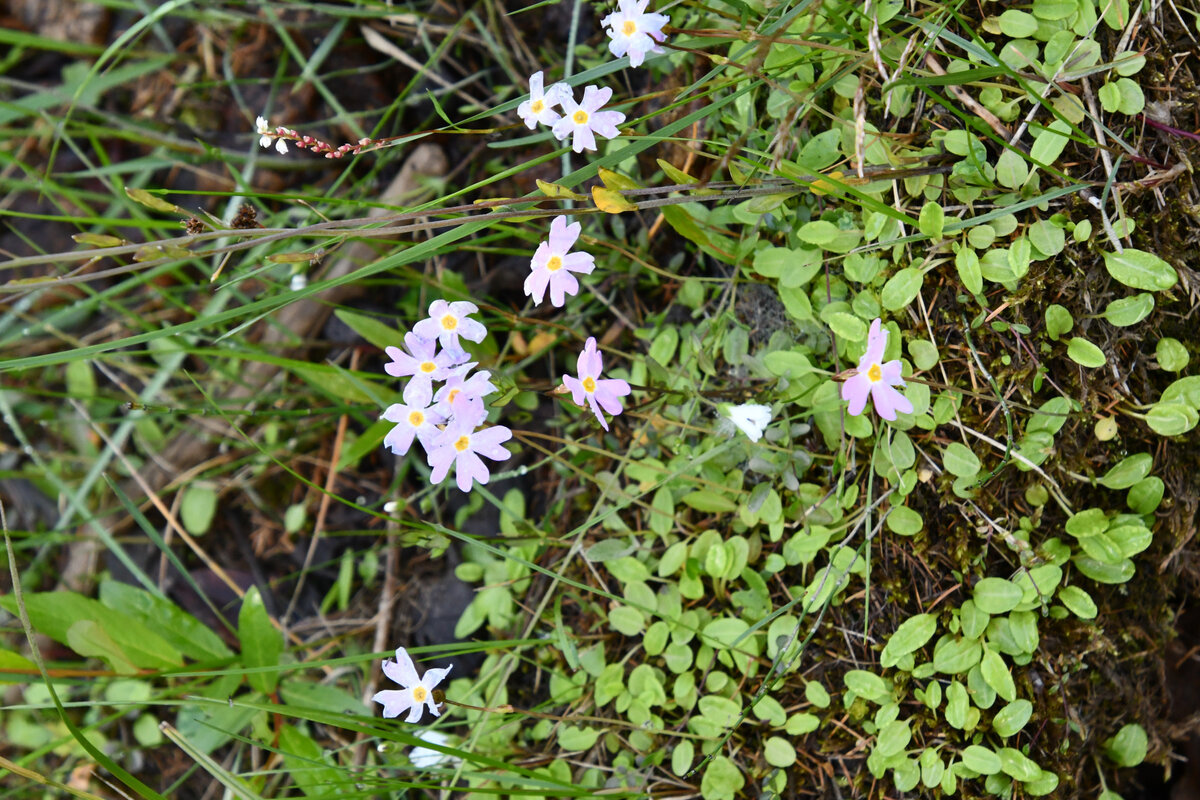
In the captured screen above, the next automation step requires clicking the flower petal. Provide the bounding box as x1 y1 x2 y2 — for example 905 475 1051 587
372 689 415 719
385 647 420 686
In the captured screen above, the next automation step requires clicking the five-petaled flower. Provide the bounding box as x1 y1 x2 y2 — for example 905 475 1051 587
255 116 288 155
525 216 596 307
602 0 669 68
381 401 447 457
427 420 514 492
563 337 632 430
384 333 467 407
413 300 488 356
840 318 913 421
517 71 571 130
432 367 497 429
551 85 626 153
372 646 453 723
725 403 772 442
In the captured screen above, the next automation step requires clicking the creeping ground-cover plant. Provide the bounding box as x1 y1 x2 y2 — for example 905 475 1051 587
2 0 1199 799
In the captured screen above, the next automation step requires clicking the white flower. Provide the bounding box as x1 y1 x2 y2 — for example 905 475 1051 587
372 646 452 723
601 0 669 68
255 115 287 154
725 403 772 442
409 729 461 768
517 71 571 130
551 85 626 153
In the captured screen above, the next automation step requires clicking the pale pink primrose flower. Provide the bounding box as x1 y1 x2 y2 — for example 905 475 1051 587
384 332 467 407
256 115 288 155
372 646 452 723
563 337 632 431
551 85 626 153
840 318 913 421
433 368 497 428
602 0 669 68
517 71 571 130
525 216 596 307
412 300 488 355
427 420 514 492
381 401 447 457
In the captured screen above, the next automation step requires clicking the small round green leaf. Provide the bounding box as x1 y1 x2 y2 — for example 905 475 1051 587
973 578 1023 614
1103 248 1178 291
1057 585 1098 619
1099 453 1152 489
1104 293 1154 327
1067 337 1106 368
943 442 981 478
1156 338 1189 372
992 699 1033 737
1146 402 1199 436
180 485 218 536
1105 723 1148 767
764 737 797 767
962 745 1002 775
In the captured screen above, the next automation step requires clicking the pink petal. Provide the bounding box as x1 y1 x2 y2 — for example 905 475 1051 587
562 252 595 273
456 450 487 491
572 125 596 153
587 394 610 430
422 664 452 690
881 359 905 385
864 318 887 364
472 426 513 460
383 422 416 456
384 648 420 686
548 215 580 251
549 271 579 307
524 267 550 303
841 374 871 416
563 375 587 405
457 317 488 343
530 241 551 269
529 70 544 95
427 446 456 484
372 689 415 718
590 110 625 139
551 117 574 142
582 85 613 113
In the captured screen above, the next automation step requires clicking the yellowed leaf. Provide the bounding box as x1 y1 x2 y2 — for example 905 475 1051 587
592 186 637 214
536 179 586 201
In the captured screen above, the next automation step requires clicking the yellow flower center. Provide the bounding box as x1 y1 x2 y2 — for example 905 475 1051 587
573 109 589 125
411 686 428 703
867 363 883 382
441 314 458 330
408 411 424 426
546 256 563 272
447 388 460 404
420 361 436 373
455 435 470 452
583 376 596 393
622 19 637 35
531 99 545 113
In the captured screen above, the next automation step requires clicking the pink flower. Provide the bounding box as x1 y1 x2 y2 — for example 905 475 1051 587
412 300 488 356
432 367 497 428
381 401 447 457
551 85 626 153
602 0 669 68
427 420 514 492
525 216 596 307
563 337 631 430
840 319 913 421
372 646 452 723
383 333 467 407
517 71 571 130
